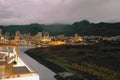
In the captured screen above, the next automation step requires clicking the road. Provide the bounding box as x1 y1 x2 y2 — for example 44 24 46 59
18 46 56 80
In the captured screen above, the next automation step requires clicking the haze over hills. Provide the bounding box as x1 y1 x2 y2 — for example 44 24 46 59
0 20 120 36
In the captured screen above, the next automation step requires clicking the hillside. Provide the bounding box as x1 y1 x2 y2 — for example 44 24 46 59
1 20 120 36
43 24 75 36
2 23 43 35
72 20 120 36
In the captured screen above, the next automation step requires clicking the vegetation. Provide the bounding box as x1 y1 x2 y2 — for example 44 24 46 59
2 23 43 35
72 62 119 80
25 41 120 80
1 20 120 36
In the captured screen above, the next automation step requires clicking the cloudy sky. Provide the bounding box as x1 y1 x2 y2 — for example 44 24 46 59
0 0 120 25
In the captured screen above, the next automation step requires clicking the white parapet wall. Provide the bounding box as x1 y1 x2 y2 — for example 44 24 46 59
0 57 39 80
5 74 39 80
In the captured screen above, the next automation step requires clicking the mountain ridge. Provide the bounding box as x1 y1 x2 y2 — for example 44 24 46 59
1 20 120 36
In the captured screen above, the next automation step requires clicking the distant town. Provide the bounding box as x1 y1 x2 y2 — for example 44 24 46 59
0 28 120 47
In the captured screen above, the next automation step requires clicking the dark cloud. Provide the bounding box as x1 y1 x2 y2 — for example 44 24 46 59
0 0 120 25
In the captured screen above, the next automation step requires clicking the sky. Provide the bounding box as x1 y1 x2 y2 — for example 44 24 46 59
0 0 120 25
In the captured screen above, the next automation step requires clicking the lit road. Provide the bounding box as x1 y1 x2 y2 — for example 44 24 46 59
18 46 56 80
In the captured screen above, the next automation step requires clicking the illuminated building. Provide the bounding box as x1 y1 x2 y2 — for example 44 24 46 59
35 31 51 47
43 31 49 38
49 41 66 46
73 34 83 42
35 32 42 42
14 31 21 44
57 35 65 40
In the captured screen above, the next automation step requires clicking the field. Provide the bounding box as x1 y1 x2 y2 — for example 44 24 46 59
25 41 120 80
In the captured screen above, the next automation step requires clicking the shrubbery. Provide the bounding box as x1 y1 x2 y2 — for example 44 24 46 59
71 62 120 80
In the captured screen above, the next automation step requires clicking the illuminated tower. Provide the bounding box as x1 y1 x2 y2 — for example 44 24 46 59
14 31 21 44
43 31 49 38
